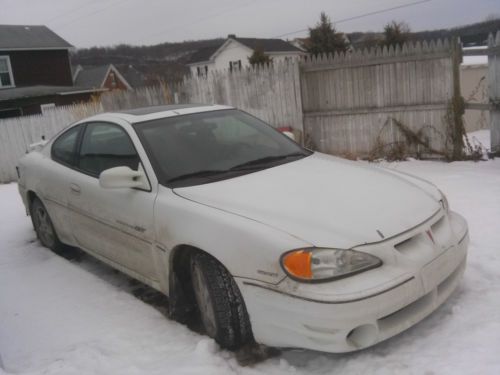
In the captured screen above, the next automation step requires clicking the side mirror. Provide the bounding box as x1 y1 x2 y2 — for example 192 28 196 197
99 166 149 190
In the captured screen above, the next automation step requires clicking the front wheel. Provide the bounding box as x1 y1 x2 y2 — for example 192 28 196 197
191 252 253 350
31 198 67 254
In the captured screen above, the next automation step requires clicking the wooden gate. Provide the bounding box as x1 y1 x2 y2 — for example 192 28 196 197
300 39 461 158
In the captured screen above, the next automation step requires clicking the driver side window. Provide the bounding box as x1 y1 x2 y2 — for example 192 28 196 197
79 122 140 177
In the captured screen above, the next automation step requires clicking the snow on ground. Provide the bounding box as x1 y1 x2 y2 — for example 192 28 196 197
1 131 500 374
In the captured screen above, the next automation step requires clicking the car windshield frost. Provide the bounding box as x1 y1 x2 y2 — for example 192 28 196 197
134 109 311 187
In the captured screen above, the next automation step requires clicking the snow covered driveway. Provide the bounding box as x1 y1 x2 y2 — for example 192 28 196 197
1 155 500 374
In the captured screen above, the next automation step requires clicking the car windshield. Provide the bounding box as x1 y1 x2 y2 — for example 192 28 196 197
134 109 311 187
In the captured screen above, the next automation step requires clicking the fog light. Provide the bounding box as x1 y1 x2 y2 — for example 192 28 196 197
346 324 378 348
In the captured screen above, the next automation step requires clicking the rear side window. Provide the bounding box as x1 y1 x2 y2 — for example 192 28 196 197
52 125 81 167
79 122 139 176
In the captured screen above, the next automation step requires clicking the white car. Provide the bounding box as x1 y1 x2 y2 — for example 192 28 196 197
17 105 469 353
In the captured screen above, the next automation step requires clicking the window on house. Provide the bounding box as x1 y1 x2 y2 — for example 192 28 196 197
0 56 14 88
109 71 117 88
196 66 208 77
229 60 242 72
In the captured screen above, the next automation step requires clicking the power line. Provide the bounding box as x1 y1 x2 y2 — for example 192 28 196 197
130 0 261 45
275 0 433 38
45 0 102 24
54 0 134 29
206 0 434 55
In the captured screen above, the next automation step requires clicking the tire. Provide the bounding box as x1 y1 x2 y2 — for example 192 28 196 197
191 252 253 350
31 198 67 254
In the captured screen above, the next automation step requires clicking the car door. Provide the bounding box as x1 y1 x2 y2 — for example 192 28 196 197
39 124 85 247
67 121 159 282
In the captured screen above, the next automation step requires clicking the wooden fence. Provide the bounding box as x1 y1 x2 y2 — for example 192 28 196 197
300 39 460 157
0 102 104 183
179 61 303 131
0 37 487 183
489 31 500 153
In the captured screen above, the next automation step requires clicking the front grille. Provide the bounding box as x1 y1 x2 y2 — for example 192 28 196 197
378 289 434 332
393 213 452 256
394 234 423 255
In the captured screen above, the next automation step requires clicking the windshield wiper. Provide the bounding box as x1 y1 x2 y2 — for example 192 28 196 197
230 152 307 171
167 169 231 184
167 152 308 184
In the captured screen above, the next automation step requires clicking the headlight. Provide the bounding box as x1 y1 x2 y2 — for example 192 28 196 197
280 248 382 283
439 190 449 212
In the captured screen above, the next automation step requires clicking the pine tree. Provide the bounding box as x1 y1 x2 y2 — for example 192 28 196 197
306 12 349 55
382 21 411 47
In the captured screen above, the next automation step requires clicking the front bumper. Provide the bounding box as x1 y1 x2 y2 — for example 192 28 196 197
236 211 469 353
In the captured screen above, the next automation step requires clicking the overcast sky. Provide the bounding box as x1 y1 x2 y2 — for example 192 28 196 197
1 0 499 48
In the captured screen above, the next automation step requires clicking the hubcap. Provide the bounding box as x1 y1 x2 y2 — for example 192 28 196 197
192 262 217 338
34 206 55 248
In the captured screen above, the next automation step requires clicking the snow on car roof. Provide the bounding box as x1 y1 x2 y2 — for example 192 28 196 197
118 104 203 115
70 104 234 127
110 104 234 123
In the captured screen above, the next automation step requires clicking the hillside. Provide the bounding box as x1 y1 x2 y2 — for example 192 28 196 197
71 38 224 85
349 18 500 48
71 18 500 83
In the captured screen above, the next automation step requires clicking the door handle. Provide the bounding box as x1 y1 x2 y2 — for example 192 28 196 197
70 183 81 194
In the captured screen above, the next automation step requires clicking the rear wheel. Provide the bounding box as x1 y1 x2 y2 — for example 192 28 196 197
191 252 253 350
31 198 67 254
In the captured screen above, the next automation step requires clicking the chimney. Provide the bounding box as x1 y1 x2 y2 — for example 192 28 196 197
227 34 236 39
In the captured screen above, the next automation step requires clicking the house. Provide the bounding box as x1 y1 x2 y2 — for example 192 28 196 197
115 64 149 88
0 25 105 119
187 34 305 76
73 64 133 90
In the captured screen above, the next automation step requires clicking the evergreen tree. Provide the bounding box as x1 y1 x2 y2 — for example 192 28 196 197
382 21 411 47
248 46 272 66
306 12 349 55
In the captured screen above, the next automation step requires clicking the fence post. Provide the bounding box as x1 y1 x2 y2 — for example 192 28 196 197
450 37 466 160
489 31 500 154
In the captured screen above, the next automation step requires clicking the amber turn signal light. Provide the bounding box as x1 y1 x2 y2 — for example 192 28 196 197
282 250 312 279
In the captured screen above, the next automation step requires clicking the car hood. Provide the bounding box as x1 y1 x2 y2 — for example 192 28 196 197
174 153 441 248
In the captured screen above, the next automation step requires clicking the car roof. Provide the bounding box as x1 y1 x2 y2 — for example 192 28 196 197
80 104 235 125
117 104 204 116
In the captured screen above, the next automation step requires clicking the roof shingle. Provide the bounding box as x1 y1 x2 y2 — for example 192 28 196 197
234 38 302 53
74 65 110 88
0 25 72 50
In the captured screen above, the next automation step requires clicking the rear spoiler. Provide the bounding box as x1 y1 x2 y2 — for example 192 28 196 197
28 139 48 152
